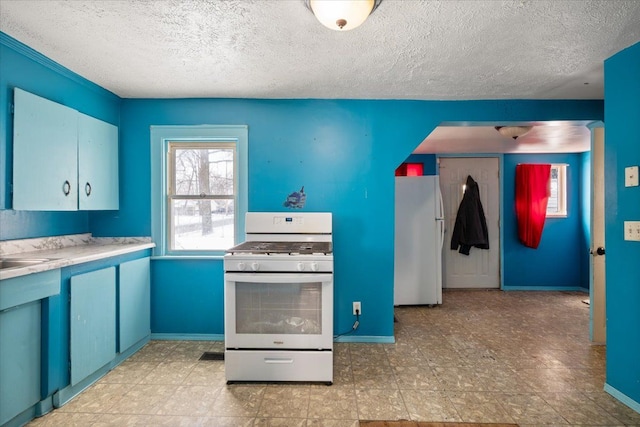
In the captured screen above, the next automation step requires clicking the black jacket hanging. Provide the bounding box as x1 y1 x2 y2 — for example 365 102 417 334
450 175 490 255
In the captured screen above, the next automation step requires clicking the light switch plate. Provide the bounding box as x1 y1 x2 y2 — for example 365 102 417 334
624 221 640 241
625 166 639 187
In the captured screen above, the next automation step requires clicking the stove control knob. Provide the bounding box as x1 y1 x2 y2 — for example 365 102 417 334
310 262 319 272
251 262 260 271
237 262 246 271
297 262 305 272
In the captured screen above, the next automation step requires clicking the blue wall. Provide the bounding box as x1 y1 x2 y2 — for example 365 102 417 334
90 98 601 340
0 33 120 240
603 42 640 408
151 259 225 336
502 153 589 289
1 32 605 343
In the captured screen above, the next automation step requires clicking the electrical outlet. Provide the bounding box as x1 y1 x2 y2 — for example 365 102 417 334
352 301 362 316
624 221 640 241
625 166 639 187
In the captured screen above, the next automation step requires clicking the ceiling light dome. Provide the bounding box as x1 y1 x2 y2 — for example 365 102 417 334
495 126 533 139
307 0 381 31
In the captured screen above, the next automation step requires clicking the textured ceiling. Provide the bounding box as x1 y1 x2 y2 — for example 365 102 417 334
1 0 637 154
2 0 639 100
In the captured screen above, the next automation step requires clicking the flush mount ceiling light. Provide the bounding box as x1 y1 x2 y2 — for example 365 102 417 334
306 0 382 31
495 126 534 140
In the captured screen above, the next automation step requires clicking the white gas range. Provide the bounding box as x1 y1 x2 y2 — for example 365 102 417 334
223 212 334 384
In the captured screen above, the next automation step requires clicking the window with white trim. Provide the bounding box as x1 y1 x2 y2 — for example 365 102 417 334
150 125 248 256
547 164 567 217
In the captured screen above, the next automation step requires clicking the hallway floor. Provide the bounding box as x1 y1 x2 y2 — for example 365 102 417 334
28 290 640 426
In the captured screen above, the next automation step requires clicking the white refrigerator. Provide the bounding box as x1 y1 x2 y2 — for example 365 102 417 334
394 176 444 305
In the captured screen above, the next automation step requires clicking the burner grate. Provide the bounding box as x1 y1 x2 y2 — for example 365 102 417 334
227 241 332 255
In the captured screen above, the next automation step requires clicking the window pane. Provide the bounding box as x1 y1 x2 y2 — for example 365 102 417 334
170 199 235 250
546 164 567 217
548 178 559 212
174 148 234 196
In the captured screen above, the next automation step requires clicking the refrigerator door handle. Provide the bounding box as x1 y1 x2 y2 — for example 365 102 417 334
436 219 445 251
437 188 445 250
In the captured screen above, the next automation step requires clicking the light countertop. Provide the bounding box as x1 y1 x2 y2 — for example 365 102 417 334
0 234 155 280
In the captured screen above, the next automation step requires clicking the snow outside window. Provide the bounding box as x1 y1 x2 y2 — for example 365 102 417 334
168 142 236 251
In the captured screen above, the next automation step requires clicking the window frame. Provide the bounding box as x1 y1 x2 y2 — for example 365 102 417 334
546 163 568 218
151 125 248 257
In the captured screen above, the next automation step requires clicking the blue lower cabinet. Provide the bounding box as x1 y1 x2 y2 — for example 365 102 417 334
69 267 116 386
0 269 60 427
0 301 41 426
0 250 152 426
118 257 151 353
51 249 152 410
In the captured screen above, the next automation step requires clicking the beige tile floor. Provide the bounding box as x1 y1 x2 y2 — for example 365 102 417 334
28 290 640 426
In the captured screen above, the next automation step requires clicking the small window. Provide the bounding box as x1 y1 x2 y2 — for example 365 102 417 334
547 164 567 217
168 142 236 251
150 125 247 257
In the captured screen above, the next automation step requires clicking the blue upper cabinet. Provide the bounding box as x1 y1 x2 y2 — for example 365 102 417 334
78 113 119 210
12 88 119 211
13 88 78 210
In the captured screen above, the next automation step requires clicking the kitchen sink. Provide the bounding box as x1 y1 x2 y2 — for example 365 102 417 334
0 258 55 270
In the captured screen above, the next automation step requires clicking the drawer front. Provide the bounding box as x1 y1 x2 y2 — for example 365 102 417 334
0 269 60 311
225 350 332 383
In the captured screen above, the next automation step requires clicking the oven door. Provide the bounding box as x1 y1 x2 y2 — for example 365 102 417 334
224 273 333 350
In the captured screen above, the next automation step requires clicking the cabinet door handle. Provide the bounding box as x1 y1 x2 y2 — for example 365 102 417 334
85 182 92 196
63 180 71 196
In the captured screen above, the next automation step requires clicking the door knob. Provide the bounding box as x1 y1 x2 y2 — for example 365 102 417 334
591 247 605 256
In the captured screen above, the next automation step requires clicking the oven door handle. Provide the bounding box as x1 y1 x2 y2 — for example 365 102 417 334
225 273 333 283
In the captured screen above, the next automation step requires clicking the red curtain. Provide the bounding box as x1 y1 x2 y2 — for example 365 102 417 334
515 164 551 248
395 163 424 176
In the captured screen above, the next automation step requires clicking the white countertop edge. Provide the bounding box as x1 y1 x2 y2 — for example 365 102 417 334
0 242 156 281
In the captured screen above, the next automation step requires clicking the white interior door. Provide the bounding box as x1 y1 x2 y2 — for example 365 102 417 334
440 157 500 288
590 127 606 344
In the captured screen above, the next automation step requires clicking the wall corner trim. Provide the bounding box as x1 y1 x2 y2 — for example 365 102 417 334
333 335 395 344
604 383 640 413
501 286 588 292
150 333 225 341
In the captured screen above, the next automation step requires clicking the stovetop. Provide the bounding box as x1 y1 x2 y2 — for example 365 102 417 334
226 241 332 255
